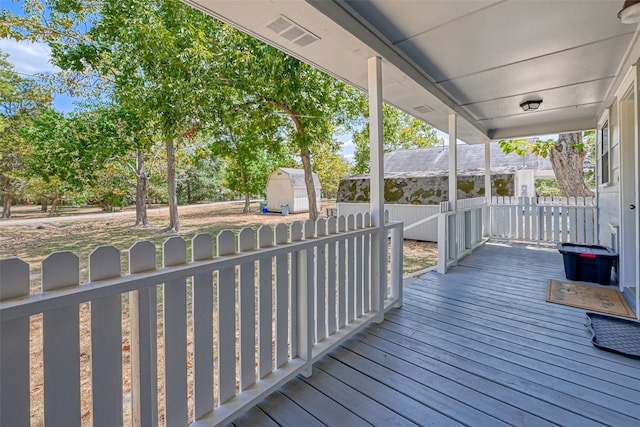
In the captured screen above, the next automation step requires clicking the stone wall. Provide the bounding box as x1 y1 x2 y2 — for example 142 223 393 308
337 171 514 205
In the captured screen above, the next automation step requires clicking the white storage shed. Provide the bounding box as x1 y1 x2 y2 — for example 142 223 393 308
266 168 321 213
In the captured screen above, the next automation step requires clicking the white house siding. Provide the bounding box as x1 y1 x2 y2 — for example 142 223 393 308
598 94 621 250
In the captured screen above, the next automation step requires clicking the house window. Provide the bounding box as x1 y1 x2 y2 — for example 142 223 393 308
600 121 610 185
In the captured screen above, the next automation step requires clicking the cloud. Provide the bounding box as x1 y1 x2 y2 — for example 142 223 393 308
341 139 354 148
0 39 60 75
343 153 354 163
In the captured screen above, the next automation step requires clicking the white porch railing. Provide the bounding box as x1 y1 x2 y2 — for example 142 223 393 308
0 214 403 426
437 197 487 273
489 196 597 244
338 202 439 241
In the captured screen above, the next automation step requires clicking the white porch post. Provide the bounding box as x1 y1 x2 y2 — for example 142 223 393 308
368 56 387 320
449 114 458 211
448 113 458 261
484 139 492 237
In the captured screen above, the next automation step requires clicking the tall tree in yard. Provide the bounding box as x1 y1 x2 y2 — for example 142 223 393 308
499 132 594 197
219 29 362 220
0 50 51 218
3 0 224 231
207 98 293 213
22 106 129 215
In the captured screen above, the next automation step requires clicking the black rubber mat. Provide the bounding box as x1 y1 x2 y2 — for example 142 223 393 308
585 312 640 358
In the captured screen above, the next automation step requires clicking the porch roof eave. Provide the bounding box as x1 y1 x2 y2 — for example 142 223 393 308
183 0 640 143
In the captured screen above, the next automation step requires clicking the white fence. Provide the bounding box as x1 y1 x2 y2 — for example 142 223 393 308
437 198 487 273
0 214 403 426
338 203 439 241
489 196 597 244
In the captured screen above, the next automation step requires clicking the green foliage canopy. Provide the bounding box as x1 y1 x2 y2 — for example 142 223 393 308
351 103 440 174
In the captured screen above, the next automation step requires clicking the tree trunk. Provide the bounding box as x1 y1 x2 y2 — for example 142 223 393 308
1 176 11 219
49 192 60 216
135 150 149 227
238 163 251 213
300 147 318 220
40 196 48 212
166 138 180 232
549 132 594 197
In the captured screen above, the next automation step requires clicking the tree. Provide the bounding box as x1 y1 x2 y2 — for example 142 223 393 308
0 50 51 218
351 103 440 174
499 132 594 197
218 28 362 220
177 155 225 204
312 142 351 199
74 0 225 231
207 101 293 212
22 106 130 214
4 0 226 231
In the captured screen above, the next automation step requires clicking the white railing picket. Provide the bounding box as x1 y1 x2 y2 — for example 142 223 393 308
577 197 585 243
298 220 315 377
355 213 364 318
546 204 552 241
553 200 560 242
238 228 256 391
216 230 236 404
89 246 123 427
568 197 577 243
258 225 274 379
289 222 303 359
0 258 30 427
162 237 189 426
129 240 158 427
337 216 347 329
326 217 337 335
363 213 371 313
274 224 289 368
586 203 595 245
517 197 524 240
315 218 327 342
192 233 214 419
42 251 81 427
346 215 355 323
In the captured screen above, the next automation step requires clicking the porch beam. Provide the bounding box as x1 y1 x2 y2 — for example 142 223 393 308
449 113 458 210
368 56 386 321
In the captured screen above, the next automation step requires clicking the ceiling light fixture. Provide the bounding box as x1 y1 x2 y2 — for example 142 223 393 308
618 0 640 24
519 100 542 112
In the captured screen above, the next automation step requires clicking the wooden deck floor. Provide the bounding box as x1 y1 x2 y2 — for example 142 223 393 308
231 242 640 426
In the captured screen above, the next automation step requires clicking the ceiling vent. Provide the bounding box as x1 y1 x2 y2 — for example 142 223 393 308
265 15 320 47
413 104 434 114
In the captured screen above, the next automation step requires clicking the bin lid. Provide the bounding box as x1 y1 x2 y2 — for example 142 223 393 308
557 243 617 257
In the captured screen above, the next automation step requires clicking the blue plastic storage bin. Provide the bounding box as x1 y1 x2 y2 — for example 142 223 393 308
557 243 617 285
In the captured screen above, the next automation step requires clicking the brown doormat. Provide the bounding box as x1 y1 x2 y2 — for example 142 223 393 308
546 279 635 319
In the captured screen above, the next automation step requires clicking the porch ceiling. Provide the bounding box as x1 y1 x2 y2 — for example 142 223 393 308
184 0 640 144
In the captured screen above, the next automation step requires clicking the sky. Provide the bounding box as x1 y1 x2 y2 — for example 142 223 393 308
1 0 80 112
0 37 77 112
